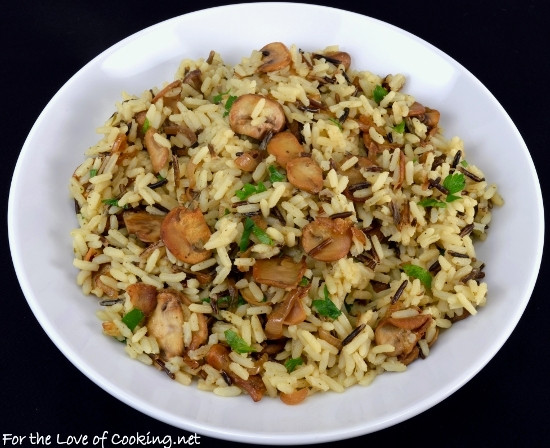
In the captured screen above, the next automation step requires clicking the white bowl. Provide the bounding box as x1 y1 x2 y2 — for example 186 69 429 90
8 2 544 444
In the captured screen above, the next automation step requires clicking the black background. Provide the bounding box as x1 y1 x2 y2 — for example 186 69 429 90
2 1 548 447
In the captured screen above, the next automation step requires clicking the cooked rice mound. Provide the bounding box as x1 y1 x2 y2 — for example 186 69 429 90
69 43 503 404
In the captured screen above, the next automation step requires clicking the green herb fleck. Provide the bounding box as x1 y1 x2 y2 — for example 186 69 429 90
102 198 128 209
418 198 447 208
142 117 150 134
251 221 273 245
235 182 266 200
285 357 304 373
299 276 310 287
121 308 145 332
402 264 432 289
373 85 389 104
213 89 230 104
312 285 342 319
224 95 238 117
393 121 406 133
224 329 256 354
239 217 255 252
460 160 469 167
328 117 343 130
89 169 98 178
268 165 286 183
442 173 466 202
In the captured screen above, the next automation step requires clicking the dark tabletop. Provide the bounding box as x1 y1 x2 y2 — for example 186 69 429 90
2 1 548 447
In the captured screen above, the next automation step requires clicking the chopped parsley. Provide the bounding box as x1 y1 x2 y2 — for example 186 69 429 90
239 217 273 251
224 329 256 354
418 198 447 208
102 198 129 209
443 172 466 202
418 173 467 208
213 90 237 117
251 221 273 245
89 169 98 178
460 159 469 167
213 89 230 104
402 264 432 289
224 95 238 117
121 308 145 331
328 117 343 130
312 285 342 319
373 85 389 104
235 181 267 200
299 276 310 287
393 121 406 133
239 217 255 251
142 117 150 133
268 165 286 183
285 357 304 373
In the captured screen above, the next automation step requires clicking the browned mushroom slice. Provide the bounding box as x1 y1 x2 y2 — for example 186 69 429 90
152 80 182 110
325 51 351 71
258 42 291 73
111 133 127 153
144 127 170 173
134 110 147 135
206 344 266 402
161 206 212 265
252 256 307 290
147 290 185 359
266 131 303 168
286 157 323 194
264 286 310 339
228 94 286 140
126 282 158 316
301 217 353 262
189 312 208 351
234 150 262 172
123 211 164 243
93 265 118 298
336 156 377 202
374 311 432 365
182 69 202 91
163 121 197 147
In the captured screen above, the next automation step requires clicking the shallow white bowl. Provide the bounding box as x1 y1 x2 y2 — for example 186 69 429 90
8 2 544 444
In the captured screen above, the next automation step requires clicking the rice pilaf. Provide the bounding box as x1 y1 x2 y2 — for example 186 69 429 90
69 43 503 404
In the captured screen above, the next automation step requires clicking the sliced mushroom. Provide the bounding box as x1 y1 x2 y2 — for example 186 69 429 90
111 133 127 153
163 121 197 147
258 42 291 73
182 69 202 91
301 217 353 262
337 155 378 202
144 127 170 173
228 94 286 140
286 157 323 194
123 211 164 243
234 150 262 172
374 311 432 365
152 79 182 110
266 131 303 168
264 286 310 339
280 388 308 405
189 312 208 351
160 206 212 265
252 256 307 290
325 51 351 71
93 265 118 298
127 282 158 316
206 344 266 402
147 290 185 359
